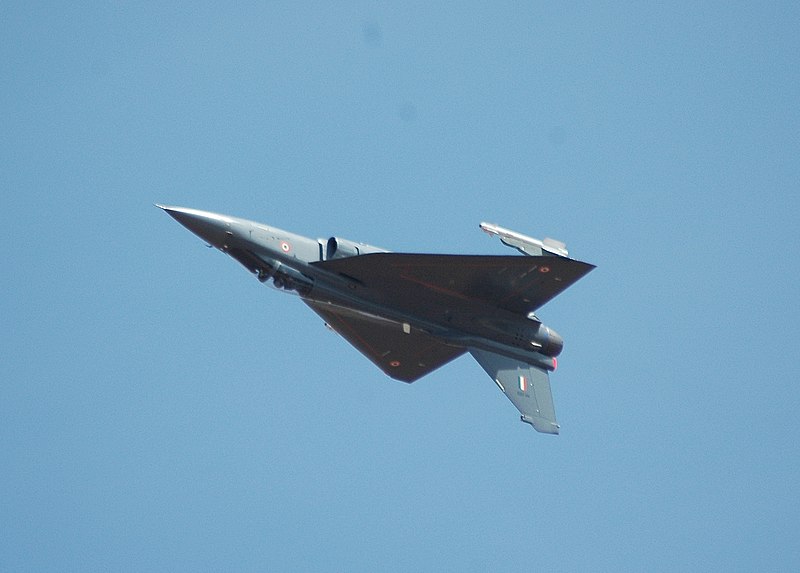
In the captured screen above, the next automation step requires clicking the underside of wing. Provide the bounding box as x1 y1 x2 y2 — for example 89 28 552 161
470 348 559 434
304 300 466 383
312 253 594 318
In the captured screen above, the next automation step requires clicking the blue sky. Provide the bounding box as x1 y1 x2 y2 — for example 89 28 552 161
3 2 799 571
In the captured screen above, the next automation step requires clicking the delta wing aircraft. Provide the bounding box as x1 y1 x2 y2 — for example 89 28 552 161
158 206 594 434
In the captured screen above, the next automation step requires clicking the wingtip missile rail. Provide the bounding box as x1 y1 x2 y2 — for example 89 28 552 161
479 222 569 258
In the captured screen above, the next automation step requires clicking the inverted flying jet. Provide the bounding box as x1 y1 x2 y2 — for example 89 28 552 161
157 206 594 434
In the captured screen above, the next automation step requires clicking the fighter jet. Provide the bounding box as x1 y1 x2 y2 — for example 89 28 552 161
157 206 594 434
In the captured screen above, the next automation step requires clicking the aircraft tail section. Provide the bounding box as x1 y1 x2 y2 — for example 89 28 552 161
470 348 559 434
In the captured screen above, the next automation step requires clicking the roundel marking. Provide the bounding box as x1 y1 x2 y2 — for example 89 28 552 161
389 360 401 368
539 266 550 273
280 241 291 253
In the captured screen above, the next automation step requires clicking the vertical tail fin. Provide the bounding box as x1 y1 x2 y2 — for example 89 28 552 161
470 348 560 434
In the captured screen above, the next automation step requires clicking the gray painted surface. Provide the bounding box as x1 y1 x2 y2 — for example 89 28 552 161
158 205 594 433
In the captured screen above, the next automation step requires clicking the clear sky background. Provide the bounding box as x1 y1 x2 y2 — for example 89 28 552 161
3 2 799 571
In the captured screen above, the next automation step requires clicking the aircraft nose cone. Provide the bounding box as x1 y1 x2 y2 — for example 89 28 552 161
157 205 232 249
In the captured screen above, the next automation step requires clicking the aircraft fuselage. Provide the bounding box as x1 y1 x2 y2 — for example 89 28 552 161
160 206 562 369
158 205 595 433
